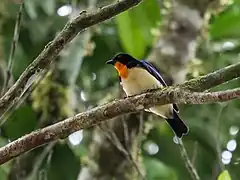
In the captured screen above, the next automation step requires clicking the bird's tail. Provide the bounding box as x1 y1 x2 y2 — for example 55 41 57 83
166 111 189 138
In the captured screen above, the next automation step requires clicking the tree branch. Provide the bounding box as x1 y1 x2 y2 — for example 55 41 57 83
1 3 23 95
0 63 239 165
0 0 143 118
182 62 240 92
172 88 240 104
0 70 47 126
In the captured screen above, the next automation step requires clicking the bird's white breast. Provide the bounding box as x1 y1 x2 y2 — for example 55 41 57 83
121 67 172 119
121 67 162 96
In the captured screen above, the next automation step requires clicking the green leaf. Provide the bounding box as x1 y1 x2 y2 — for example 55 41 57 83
12 44 29 78
3 104 37 140
210 5 240 39
0 137 10 180
131 0 160 44
218 170 232 180
144 158 177 180
115 0 160 58
0 167 8 180
115 11 146 58
48 144 80 180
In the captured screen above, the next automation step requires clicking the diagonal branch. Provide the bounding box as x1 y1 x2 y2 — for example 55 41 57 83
1 3 23 95
177 138 201 180
99 126 146 180
0 67 239 165
0 0 143 118
182 62 240 92
171 88 240 104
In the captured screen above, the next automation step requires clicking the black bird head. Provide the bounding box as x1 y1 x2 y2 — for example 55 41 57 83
106 53 142 79
106 53 140 68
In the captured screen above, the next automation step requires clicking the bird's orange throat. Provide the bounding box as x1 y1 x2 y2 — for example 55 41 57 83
114 62 128 79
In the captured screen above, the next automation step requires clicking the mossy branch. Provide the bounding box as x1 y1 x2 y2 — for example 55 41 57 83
0 62 239 165
182 62 240 92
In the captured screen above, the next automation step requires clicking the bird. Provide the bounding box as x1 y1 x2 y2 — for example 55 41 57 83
106 53 189 138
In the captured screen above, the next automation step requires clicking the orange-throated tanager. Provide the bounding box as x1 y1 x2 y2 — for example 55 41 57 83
106 53 189 138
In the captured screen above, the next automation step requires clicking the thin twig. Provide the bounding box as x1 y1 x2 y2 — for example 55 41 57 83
26 141 57 180
121 116 144 180
138 112 144 142
215 104 226 171
136 112 144 162
0 78 239 164
191 142 198 166
1 3 24 95
99 124 127 154
121 116 130 148
99 125 146 180
177 138 201 180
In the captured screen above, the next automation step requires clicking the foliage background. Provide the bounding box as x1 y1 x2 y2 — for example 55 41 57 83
0 0 239 180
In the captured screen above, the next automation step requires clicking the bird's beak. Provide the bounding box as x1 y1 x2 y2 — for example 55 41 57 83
106 59 115 65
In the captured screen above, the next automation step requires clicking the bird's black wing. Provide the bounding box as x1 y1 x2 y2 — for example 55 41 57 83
140 60 179 112
140 60 167 86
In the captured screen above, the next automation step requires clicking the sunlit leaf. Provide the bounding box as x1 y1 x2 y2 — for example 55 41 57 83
115 11 146 58
218 170 232 180
210 5 240 39
131 0 160 44
115 0 160 58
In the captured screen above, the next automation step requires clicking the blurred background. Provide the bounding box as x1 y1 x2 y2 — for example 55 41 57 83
0 0 240 180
